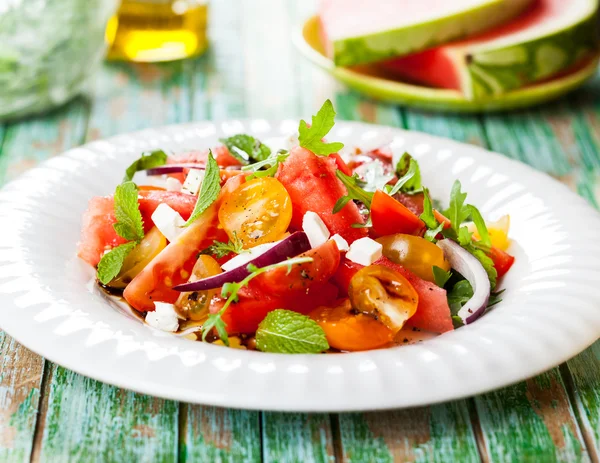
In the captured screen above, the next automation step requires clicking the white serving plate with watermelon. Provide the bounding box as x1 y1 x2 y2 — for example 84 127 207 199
0 120 600 411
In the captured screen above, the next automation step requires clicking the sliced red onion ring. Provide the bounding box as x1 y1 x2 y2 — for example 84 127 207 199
146 164 205 176
436 239 490 324
174 231 311 292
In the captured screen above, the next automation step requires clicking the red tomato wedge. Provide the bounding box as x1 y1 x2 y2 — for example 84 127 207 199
329 152 353 176
371 190 425 237
78 190 197 267
488 246 515 279
333 257 453 334
123 175 245 312
433 210 452 229
276 147 367 244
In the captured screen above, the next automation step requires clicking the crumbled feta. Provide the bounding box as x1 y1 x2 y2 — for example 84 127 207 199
151 203 185 242
330 234 349 252
145 302 179 332
165 177 183 192
302 211 330 248
346 237 382 266
221 241 278 272
181 168 205 195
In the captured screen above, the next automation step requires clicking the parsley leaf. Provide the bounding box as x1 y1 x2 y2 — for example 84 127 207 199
334 170 374 210
433 266 452 288
220 134 272 165
256 309 329 354
123 150 168 182
200 233 244 259
201 257 314 343
113 182 144 242
184 150 221 226
388 153 422 196
298 99 344 155
97 241 137 285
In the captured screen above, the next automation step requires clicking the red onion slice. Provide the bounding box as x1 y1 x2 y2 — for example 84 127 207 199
436 239 490 324
174 231 311 292
146 164 205 176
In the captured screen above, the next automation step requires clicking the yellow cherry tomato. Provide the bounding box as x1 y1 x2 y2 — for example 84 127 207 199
376 234 450 283
218 177 292 247
175 255 222 321
348 265 419 333
310 300 393 352
467 215 511 251
109 227 167 289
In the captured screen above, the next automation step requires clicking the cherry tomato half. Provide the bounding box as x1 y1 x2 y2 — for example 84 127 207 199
376 234 450 283
175 255 222 321
348 265 418 333
310 300 393 352
218 177 292 247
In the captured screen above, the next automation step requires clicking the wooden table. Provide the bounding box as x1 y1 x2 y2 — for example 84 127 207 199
1 1 600 461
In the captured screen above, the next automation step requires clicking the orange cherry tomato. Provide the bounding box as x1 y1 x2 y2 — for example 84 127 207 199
370 190 425 237
310 300 393 352
175 255 222 321
218 177 292 247
376 234 450 283
348 265 418 332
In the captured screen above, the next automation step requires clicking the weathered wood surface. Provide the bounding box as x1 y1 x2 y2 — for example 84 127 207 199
0 0 600 461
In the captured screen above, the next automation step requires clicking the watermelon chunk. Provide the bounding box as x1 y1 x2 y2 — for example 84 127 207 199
382 0 600 99
319 0 534 66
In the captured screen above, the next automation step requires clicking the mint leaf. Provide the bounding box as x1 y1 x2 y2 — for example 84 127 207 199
97 242 137 285
467 205 491 248
184 150 221 226
113 182 144 242
389 153 422 196
335 170 374 210
298 99 344 155
433 266 452 288
123 150 168 182
256 309 329 354
220 134 272 165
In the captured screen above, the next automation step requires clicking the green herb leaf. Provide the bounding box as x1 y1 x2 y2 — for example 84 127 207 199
242 151 289 179
433 266 452 288
298 99 344 155
123 150 168 183
332 196 352 214
256 309 329 354
467 204 491 248
389 153 422 196
420 189 444 242
467 245 498 289
184 150 221 226
200 233 244 259
220 134 272 165
452 316 465 329
97 241 137 285
113 182 144 242
202 313 229 346
335 170 374 210
447 280 474 315
445 180 470 235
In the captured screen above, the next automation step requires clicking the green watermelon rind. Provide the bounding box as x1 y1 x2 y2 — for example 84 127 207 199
463 6 600 99
294 16 600 113
330 0 533 67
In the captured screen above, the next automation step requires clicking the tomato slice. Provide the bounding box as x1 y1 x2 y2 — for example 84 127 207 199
123 175 245 312
329 152 352 176
254 240 341 294
488 246 515 279
433 210 451 229
276 147 367 244
371 190 425 237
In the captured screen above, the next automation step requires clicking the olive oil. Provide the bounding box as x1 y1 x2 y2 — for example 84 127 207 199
107 0 208 62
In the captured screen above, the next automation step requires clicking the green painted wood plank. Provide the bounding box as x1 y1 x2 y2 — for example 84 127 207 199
37 365 178 463
404 111 487 148
338 404 479 463
0 332 44 463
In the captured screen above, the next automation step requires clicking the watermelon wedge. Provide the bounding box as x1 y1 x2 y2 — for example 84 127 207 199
319 0 534 67
381 0 600 99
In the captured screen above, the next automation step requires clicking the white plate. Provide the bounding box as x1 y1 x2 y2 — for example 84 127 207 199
1 121 599 412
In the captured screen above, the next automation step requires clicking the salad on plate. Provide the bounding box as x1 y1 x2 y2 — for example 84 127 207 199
78 100 515 353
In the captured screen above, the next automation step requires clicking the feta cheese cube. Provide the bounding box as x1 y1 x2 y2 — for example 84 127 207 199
145 302 180 332
151 203 185 242
330 234 349 252
181 168 205 195
346 237 382 266
302 211 330 248
165 177 182 192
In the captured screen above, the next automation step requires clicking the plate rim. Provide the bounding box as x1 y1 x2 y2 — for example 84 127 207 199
1 119 599 412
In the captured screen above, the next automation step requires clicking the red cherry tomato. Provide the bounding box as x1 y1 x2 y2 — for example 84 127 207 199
370 190 425 237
